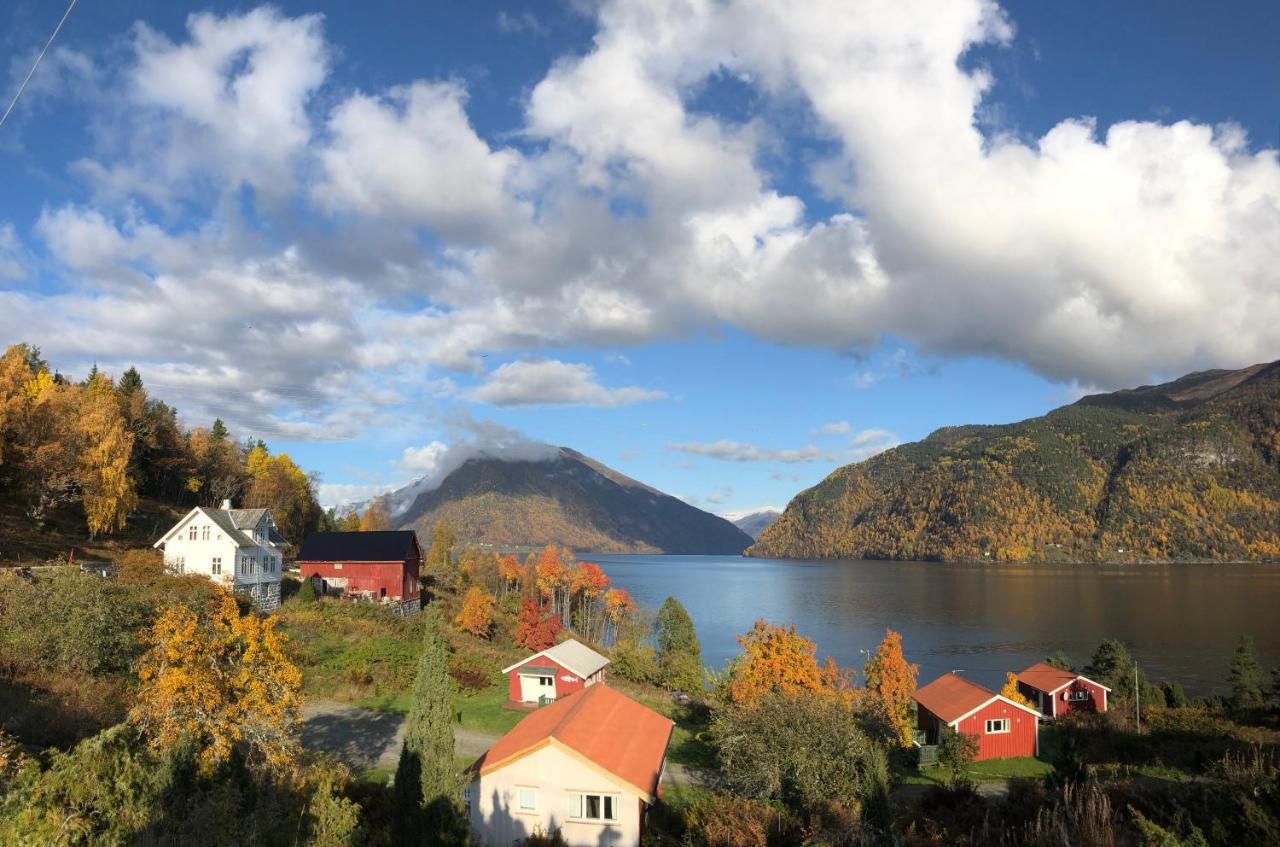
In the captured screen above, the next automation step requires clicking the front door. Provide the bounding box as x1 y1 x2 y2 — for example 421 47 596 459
519 674 555 702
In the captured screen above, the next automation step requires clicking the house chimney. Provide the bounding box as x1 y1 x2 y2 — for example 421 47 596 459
221 499 232 510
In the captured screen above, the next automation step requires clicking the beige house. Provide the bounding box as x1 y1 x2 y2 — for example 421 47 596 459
467 684 673 847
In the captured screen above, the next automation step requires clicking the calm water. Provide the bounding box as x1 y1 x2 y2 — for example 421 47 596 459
590 554 1280 696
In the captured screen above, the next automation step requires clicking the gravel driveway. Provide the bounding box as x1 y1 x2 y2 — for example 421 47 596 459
300 699 498 772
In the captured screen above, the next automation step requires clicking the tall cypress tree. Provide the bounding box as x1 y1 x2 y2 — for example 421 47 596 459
656 596 703 693
394 604 463 845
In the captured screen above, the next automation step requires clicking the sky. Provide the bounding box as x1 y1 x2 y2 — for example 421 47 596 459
2 0 1278 516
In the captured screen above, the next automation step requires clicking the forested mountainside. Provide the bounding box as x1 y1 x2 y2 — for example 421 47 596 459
0 344 325 561
396 447 753 554
749 362 1280 562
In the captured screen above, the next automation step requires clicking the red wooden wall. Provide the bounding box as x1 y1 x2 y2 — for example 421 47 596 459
507 656 586 702
955 699 1037 761
299 558 420 601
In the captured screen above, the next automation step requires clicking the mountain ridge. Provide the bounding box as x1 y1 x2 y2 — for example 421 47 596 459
748 360 1280 562
394 446 752 554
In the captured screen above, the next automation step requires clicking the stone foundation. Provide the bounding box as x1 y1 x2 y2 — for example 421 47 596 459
391 597 421 617
237 580 281 613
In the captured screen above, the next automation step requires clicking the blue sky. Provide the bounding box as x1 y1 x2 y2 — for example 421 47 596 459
2 0 1278 515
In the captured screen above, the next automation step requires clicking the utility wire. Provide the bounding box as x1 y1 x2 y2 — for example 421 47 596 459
0 0 79 132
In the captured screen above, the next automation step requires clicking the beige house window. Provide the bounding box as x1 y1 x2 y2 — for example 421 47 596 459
516 787 537 812
570 793 617 822
188 525 198 541
201 525 210 541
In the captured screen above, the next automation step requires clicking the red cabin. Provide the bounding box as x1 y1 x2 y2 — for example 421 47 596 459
1016 662 1110 718
295 531 422 616
503 639 611 706
914 673 1041 761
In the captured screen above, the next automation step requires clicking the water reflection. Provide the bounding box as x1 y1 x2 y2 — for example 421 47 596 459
591 555 1280 695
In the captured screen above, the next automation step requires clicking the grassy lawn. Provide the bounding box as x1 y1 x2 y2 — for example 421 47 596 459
453 685 526 736
903 756 1054 785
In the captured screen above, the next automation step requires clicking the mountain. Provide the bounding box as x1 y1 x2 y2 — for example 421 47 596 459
730 509 782 540
394 447 753 554
749 361 1280 563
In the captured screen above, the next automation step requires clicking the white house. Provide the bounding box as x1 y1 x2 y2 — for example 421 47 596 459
467 684 673 847
154 500 289 611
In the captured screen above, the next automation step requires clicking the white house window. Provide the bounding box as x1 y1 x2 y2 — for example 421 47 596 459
517 787 537 812
463 785 471 814
173 556 185 574
188 525 197 541
242 556 256 575
201 525 210 541
540 677 553 687
985 718 1010 734
571 793 617 822
1069 689 1089 701
211 557 222 575
334 562 343 570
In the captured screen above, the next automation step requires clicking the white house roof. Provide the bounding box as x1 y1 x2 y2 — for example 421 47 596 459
502 638 611 679
154 506 283 550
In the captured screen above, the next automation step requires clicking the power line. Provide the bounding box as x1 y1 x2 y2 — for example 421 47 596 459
0 0 79 132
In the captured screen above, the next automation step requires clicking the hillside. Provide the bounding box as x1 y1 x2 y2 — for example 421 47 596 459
396 447 753 554
749 361 1280 562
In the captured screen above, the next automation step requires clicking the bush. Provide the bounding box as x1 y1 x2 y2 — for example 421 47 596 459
296 575 317 603
610 640 659 683
684 793 796 847
448 652 498 692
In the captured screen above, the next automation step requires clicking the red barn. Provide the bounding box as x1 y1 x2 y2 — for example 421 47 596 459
914 673 1041 761
295 531 422 616
503 639 611 706
1016 662 1110 718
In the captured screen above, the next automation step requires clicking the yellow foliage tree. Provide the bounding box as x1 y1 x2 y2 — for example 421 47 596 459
359 495 392 531
455 586 496 639
863 629 920 747
999 671 1035 708
726 620 847 705
77 372 138 537
131 594 302 774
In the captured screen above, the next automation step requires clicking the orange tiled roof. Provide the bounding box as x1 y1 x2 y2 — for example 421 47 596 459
1016 662 1079 693
913 672 998 724
475 684 674 800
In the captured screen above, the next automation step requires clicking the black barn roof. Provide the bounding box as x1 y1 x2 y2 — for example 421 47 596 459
296 531 421 562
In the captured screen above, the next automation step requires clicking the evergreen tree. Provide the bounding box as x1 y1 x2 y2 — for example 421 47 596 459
1045 650 1074 671
1228 634 1266 710
655 596 703 693
394 605 463 846
210 418 229 442
1162 680 1188 708
1085 638 1133 693
296 576 317 603
118 366 144 395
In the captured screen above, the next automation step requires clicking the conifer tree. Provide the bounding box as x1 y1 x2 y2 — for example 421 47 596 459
656 596 703 693
1228 634 1266 710
394 604 462 846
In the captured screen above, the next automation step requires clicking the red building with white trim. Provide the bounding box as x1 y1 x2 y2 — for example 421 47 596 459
1016 662 1110 718
914 672 1041 761
503 639 610 705
295 530 422 616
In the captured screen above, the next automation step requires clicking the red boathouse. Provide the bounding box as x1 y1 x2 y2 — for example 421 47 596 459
295 530 422 616
1016 662 1110 718
502 639 611 705
914 672 1041 761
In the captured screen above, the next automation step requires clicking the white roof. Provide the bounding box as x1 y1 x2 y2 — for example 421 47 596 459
502 638 611 679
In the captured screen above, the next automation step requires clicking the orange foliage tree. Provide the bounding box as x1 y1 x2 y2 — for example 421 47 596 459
455 586 496 639
725 620 846 705
999 671 1035 708
514 595 561 650
602 587 635 644
570 561 611 642
130 594 302 773
863 629 919 747
535 545 569 616
497 554 523 596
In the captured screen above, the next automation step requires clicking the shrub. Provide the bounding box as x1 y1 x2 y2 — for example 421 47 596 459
684 793 795 847
610 640 660 683
448 652 498 692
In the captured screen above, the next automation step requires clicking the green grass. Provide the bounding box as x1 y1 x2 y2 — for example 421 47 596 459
903 756 1054 785
453 685 526 736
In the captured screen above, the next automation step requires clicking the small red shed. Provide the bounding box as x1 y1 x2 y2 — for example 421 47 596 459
502 639 611 705
295 531 422 615
1016 662 1110 718
914 673 1041 761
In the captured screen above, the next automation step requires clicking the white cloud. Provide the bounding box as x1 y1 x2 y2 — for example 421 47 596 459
666 439 835 464
848 428 899 459
815 420 851 436
496 10 548 37
0 223 25 281
397 440 449 475
466 359 667 407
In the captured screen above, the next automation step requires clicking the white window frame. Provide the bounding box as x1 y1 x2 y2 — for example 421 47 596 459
516 786 538 813
985 718 1010 734
539 676 554 687
570 792 619 822
188 525 198 541
201 525 210 541
1068 688 1089 702
463 784 471 814
211 557 222 575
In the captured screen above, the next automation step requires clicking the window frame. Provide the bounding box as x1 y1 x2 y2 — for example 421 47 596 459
211 557 222 575
984 718 1010 734
570 792 619 823
515 786 538 813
